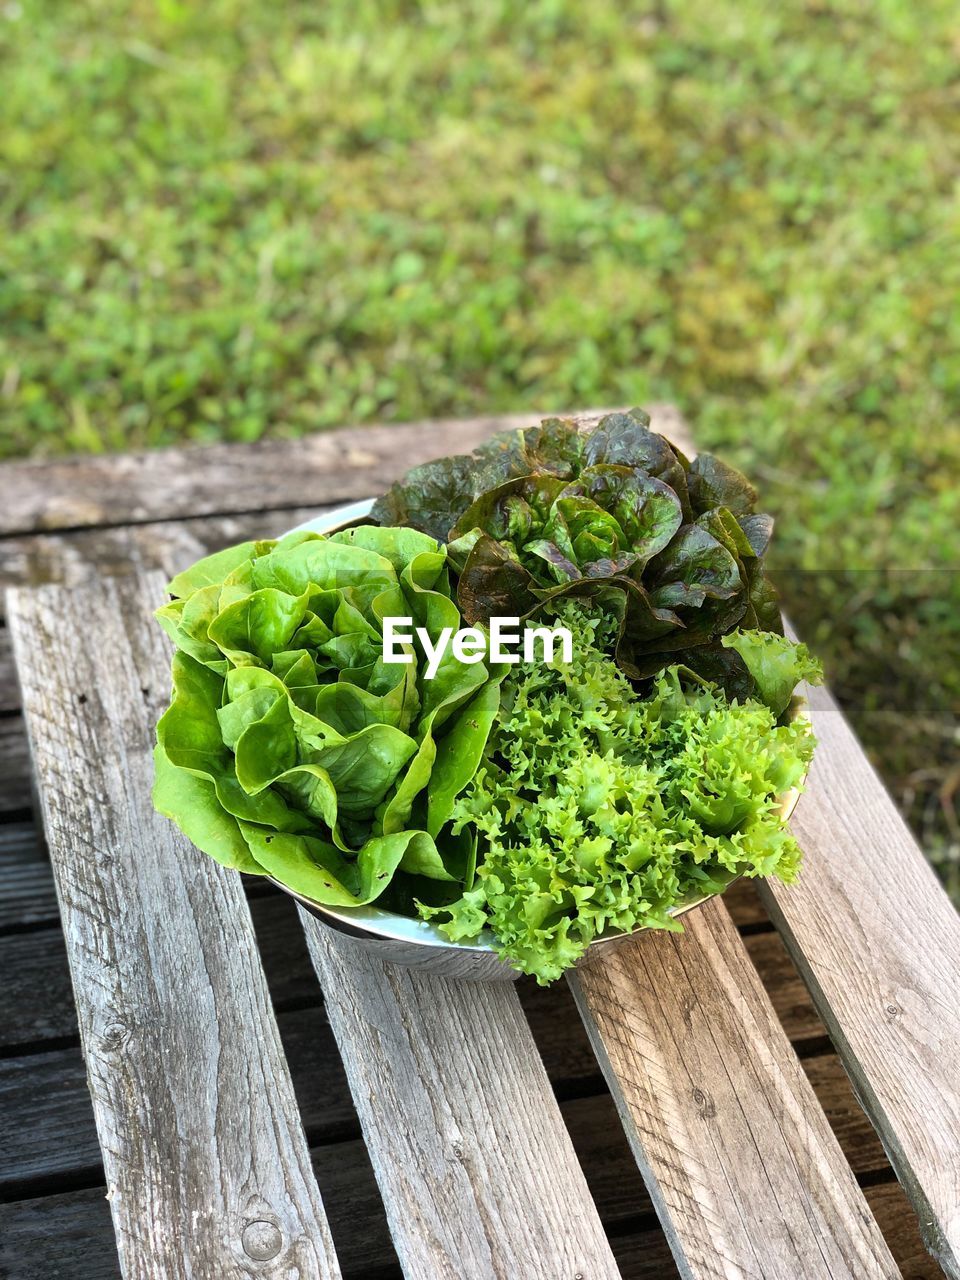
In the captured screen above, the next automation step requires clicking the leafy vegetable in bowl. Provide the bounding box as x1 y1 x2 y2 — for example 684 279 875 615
154 412 823 984
154 524 504 907
373 408 782 686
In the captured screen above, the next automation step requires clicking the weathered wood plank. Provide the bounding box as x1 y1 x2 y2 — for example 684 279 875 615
569 897 898 1280
7 574 341 1280
0 406 691 536
302 917 622 1280
0 821 55 929
0 717 31 813
0 626 16 711
0 1190 122 1280
613 1181 950 1280
0 505 325 600
766 682 960 1278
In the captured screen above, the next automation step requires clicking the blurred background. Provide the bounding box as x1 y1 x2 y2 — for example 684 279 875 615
0 0 957 893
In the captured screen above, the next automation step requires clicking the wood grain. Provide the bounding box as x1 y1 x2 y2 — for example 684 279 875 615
612 1180 949 1280
0 717 31 813
0 505 325 599
302 916 623 1280
0 625 16 710
767 682 960 1278
569 897 898 1280
0 406 691 536
7 574 341 1280
0 821 55 929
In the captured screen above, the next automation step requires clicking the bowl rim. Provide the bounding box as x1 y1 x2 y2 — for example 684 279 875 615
271 498 807 953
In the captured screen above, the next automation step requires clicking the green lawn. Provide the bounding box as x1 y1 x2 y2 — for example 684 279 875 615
1 0 957 889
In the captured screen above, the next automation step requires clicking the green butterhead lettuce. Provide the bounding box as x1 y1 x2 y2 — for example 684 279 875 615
372 409 784 689
154 526 505 905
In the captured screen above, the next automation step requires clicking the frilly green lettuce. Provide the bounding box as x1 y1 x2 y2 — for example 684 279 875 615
419 603 817 983
721 628 823 716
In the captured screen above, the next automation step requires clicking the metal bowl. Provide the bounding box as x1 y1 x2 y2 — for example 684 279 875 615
272 499 806 981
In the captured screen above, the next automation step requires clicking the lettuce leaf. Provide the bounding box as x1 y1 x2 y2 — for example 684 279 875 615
154 526 505 904
721 628 824 716
373 408 782 691
419 602 816 983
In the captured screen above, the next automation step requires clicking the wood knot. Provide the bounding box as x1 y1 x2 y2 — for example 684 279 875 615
241 1219 283 1261
692 1086 716 1118
100 1022 132 1053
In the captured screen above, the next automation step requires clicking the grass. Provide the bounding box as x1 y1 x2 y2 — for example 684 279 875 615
1 0 957 886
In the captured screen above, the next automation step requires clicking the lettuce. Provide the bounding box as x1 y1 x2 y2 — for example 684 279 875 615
372 408 783 688
721 628 823 716
153 526 505 905
419 603 816 983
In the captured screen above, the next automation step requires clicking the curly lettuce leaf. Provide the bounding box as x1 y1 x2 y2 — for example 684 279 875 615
721 628 824 716
420 602 816 983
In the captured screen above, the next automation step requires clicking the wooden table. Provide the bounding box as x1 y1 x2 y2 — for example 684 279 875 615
0 409 957 1280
